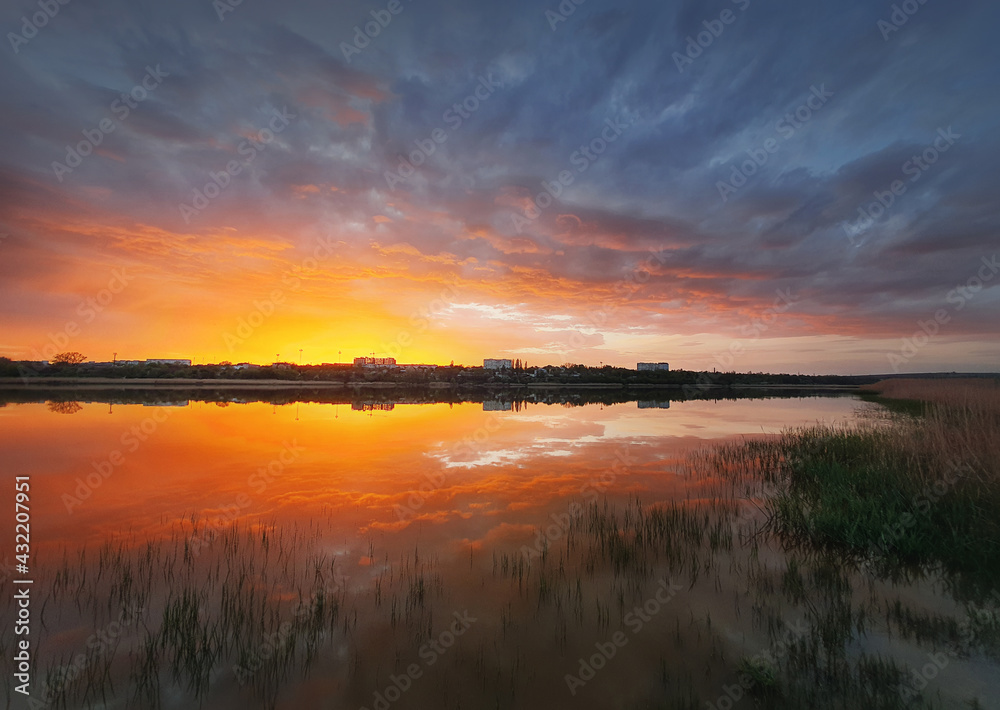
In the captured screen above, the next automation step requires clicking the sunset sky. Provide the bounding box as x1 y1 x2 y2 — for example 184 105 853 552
1 0 997 373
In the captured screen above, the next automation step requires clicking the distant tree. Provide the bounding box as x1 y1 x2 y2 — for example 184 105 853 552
52 352 86 365
0 357 16 377
47 401 83 414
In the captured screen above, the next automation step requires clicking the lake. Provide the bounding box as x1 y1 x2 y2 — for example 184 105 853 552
2 391 995 708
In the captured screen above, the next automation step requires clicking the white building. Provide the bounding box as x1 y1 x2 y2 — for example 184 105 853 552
146 359 192 366
637 362 670 372
354 357 396 367
484 358 513 370
637 400 671 409
483 400 512 411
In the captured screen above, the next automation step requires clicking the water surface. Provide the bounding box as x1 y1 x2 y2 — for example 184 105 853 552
2 393 994 709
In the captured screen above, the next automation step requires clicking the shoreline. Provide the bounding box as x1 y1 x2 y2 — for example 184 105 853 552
0 377 864 391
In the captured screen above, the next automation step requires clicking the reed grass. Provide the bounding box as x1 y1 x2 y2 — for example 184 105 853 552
708 379 1000 597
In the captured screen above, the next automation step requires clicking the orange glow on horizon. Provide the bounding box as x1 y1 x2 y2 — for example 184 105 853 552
2 191 997 374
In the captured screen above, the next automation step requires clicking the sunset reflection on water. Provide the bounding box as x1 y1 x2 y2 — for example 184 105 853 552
3 393 884 709
8 396 861 552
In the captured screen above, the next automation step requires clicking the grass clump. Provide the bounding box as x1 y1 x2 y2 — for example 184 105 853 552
721 379 1000 595
736 656 779 694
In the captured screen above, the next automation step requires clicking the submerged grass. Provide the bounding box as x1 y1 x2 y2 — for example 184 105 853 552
709 379 1000 596
736 655 778 694
636 378 1000 709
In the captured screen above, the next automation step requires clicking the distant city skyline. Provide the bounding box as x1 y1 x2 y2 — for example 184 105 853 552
5 333 1000 375
9 352 994 378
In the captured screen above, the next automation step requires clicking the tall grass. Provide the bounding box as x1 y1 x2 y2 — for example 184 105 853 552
19 522 354 709
712 379 1000 597
864 378 1000 480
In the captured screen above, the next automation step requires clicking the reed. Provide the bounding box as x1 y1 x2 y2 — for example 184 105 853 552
706 379 1000 597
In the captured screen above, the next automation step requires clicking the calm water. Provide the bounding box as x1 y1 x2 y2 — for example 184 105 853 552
1 393 995 709
5 395 855 546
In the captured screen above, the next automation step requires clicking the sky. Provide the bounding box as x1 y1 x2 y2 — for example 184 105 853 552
0 0 997 374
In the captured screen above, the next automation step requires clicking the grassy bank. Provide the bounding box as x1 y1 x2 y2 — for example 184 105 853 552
717 379 1000 595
